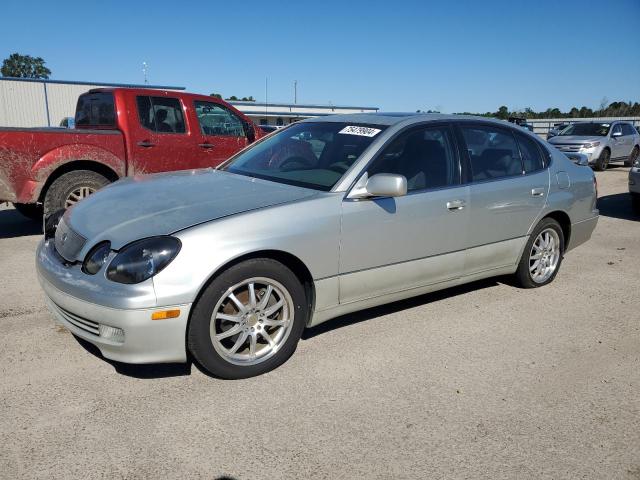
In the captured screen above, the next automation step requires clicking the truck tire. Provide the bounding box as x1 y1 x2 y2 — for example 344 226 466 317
43 170 110 215
12 203 43 221
625 146 639 167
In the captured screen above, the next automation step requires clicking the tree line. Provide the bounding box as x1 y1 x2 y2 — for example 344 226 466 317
457 100 640 120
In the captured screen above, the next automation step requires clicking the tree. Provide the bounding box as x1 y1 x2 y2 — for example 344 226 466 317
496 106 509 119
226 95 239 101
210 93 222 99
1 53 51 79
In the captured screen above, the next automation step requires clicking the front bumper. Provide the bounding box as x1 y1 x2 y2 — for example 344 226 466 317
37 239 191 364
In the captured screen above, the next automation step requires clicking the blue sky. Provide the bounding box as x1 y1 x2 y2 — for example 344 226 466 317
2 0 639 113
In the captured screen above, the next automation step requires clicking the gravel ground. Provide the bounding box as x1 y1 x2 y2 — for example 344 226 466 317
0 167 638 480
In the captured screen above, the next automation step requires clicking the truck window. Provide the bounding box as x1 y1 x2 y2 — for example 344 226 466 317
136 96 186 134
194 101 246 137
75 92 116 128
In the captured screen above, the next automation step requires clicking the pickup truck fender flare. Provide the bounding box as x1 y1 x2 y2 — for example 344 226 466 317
30 144 126 200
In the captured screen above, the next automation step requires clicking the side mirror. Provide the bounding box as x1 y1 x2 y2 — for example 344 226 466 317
349 173 407 199
612 131 622 137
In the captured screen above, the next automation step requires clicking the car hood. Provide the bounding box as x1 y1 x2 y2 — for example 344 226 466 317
66 169 318 250
549 135 603 145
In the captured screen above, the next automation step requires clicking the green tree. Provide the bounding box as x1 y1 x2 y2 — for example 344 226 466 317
210 93 222 99
1 53 51 79
496 106 509 119
226 95 239 101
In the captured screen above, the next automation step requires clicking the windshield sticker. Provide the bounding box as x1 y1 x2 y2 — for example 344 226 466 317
339 126 381 137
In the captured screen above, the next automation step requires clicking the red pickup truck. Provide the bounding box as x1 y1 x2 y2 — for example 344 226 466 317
0 87 262 219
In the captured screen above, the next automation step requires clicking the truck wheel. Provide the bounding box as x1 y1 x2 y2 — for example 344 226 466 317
43 170 110 215
12 203 43 221
625 146 639 167
594 149 610 171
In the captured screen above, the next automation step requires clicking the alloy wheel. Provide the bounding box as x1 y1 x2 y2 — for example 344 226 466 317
529 228 561 284
65 186 96 208
209 277 295 366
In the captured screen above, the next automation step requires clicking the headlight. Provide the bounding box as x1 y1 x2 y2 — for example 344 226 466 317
106 236 181 284
82 241 111 275
581 142 600 149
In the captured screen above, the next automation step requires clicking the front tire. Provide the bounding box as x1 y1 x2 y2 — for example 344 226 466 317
625 146 639 167
514 218 565 288
43 170 110 216
187 258 308 379
595 149 610 171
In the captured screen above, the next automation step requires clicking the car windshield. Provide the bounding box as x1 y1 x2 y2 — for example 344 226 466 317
221 122 385 191
559 123 610 136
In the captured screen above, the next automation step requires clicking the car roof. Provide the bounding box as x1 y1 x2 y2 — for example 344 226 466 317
302 112 513 128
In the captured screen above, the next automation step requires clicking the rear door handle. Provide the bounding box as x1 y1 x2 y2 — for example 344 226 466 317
137 140 155 148
531 188 545 197
446 200 466 211
198 143 215 149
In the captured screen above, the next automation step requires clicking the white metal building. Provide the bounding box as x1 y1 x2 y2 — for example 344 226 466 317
0 77 378 128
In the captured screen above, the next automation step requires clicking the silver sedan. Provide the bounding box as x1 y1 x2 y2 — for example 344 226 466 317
37 114 599 378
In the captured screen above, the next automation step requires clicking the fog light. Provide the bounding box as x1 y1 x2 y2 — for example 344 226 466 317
98 324 125 343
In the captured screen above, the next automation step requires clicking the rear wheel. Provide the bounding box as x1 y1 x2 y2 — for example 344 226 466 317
187 258 308 379
12 202 43 221
43 170 110 216
514 218 565 288
625 146 639 167
595 148 610 171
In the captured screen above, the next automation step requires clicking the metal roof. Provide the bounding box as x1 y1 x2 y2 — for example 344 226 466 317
0 76 185 90
229 100 379 110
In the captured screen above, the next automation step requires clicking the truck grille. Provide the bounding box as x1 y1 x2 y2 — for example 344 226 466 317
54 217 86 262
553 144 583 153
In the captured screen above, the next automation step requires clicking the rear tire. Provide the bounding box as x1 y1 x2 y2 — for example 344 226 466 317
43 170 110 216
514 217 565 288
187 258 308 379
12 203 43 221
625 146 639 167
595 149 610 171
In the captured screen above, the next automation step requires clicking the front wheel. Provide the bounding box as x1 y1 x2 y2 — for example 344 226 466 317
514 218 565 288
594 149 610 171
625 146 639 167
187 258 308 379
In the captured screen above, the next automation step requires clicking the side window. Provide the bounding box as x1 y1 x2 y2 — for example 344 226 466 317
194 101 246 137
622 124 635 136
136 96 186 134
460 125 522 181
611 124 622 136
516 133 545 173
368 126 459 192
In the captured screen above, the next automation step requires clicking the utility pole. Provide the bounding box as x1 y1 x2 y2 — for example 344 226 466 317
294 80 298 104
265 77 268 121
142 62 148 84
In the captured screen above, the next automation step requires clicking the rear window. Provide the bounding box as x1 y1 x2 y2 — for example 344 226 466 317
75 92 116 128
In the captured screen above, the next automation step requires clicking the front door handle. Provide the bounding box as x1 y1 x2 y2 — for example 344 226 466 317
198 143 215 149
137 140 155 148
531 187 545 197
446 200 466 211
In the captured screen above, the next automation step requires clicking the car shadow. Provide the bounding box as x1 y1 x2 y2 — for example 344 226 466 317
72 335 193 379
597 193 639 222
0 206 42 239
302 278 500 340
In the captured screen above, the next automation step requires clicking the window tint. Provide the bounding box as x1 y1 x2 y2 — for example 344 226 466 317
194 101 245 137
368 126 459 191
136 96 185 133
75 92 115 127
460 125 522 181
621 124 635 136
516 133 544 173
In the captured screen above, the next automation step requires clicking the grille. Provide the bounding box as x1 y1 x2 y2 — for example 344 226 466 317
553 144 582 153
52 302 100 337
54 217 86 262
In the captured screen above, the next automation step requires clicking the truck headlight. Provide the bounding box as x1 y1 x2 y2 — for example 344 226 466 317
82 241 111 275
581 142 600 149
106 236 181 284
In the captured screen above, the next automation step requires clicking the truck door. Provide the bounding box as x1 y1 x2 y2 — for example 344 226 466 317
191 100 250 167
129 95 202 175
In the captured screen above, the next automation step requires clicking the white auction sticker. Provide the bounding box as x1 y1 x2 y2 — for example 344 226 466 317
338 125 381 137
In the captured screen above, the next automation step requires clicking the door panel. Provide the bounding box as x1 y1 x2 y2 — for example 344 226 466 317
340 186 470 304
193 101 249 168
